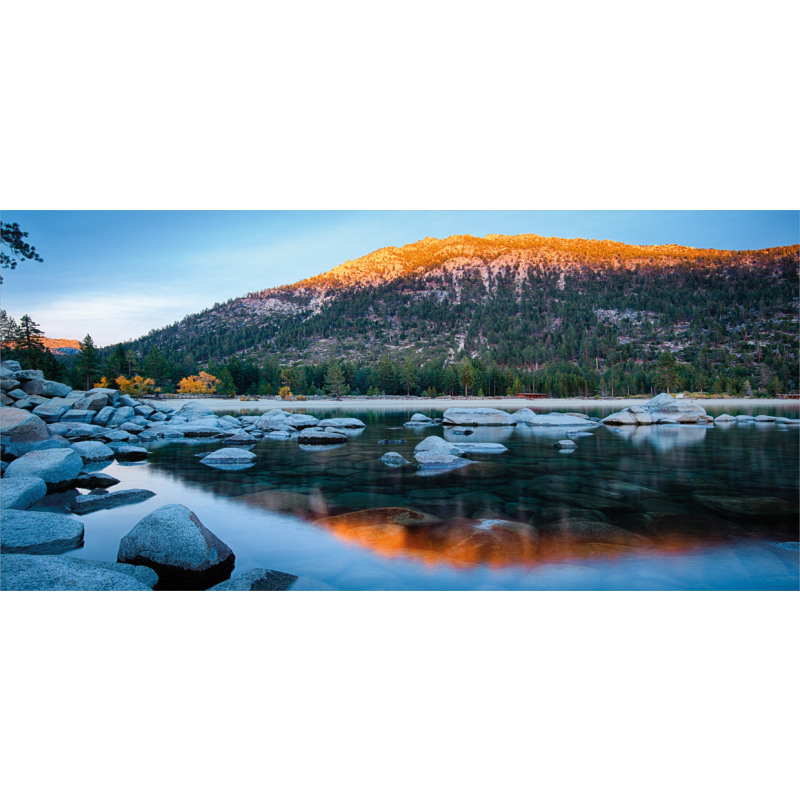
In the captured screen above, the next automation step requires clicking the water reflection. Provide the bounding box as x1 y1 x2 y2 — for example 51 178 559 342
50 405 799 589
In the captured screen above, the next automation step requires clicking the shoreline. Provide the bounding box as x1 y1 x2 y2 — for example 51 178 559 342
157 396 800 412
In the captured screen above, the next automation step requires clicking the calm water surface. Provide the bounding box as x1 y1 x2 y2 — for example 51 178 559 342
52 405 799 590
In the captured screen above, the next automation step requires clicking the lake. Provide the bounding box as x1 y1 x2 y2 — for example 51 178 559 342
51 405 799 590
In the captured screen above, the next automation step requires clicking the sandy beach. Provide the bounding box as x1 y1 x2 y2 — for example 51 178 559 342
158 396 800 413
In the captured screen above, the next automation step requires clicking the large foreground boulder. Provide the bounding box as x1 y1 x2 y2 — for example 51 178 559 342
117 504 235 589
602 393 711 426
0 407 50 458
0 476 48 510
0 509 85 554
442 407 516 426
1 554 152 590
3 447 83 489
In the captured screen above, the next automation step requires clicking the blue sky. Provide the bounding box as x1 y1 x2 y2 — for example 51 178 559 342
1 210 797 346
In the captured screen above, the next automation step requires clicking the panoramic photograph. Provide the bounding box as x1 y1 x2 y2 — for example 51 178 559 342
1 210 798 590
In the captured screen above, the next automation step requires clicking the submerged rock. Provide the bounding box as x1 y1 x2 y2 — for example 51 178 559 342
66 488 156 515
693 494 799 518
208 568 299 591
554 439 577 450
317 417 365 429
0 509 85 554
380 451 411 467
414 450 474 472
117 504 235 589
0 554 153 590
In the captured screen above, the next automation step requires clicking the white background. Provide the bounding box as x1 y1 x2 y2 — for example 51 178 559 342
1 2 798 799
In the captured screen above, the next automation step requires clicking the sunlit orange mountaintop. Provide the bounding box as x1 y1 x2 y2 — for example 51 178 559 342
279 233 798 292
6 336 81 353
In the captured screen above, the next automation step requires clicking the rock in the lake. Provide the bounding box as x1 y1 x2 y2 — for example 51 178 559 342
317 417 365 429
117 504 235 589
176 400 216 419
200 448 257 468
603 393 709 425
380 451 411 467
414 435 462 455
713 414 737 424
114 445 148 460
207 568 299 591
414 450 474 471
282 413 320 429
554 439 577 450
69 440 115 462
0 509 85 554
404 413 435 426
452 442 508 454
297 427 348 444
520 411 596 427
3 447 83 489
379 438 407 445
67 488 156 515
74 472 121 489
0 407 51 458
448 427 474 436
224 431 258 444
0 554 153 590
511 408 537 423
442 407 517 426
0 476 48 510
775 417 800 424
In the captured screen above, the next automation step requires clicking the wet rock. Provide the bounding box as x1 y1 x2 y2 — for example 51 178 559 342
414 435 462 455
0 554 153 590
3 447 83 489
74 472 121 489
114 445 148 460
200 447 257 468
69 440 115 462
297 427 348 444
208 568 299 591
317 417 365 429
0 407 50 458
0 476 48 510
414 450 474 472
117 504 235 589
0 509 85 554
554 439 577 450
67 488 156 514
526 412 597 427
224 431 258 444
442 407 516 426
381 451 411 467
455 442 508 454
404 413 435 426
448 427 474 436
282 413 320 429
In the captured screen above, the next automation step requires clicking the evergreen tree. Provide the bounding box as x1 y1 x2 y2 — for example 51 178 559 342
656 349 678 393
324 361 348 400
459 357 474 399
14 315 47 368
77 334 102 390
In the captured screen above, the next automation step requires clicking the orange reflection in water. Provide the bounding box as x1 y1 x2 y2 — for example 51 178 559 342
315 507 704 570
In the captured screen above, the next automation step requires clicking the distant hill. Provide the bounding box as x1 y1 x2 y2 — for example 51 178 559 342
116 233 799 392
39 337 81 355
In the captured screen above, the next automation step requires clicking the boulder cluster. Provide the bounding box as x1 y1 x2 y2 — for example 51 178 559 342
0 360 356 591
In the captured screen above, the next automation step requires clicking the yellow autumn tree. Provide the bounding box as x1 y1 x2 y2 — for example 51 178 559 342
177 371 220 394
116 374 159 397
93 376 113 388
